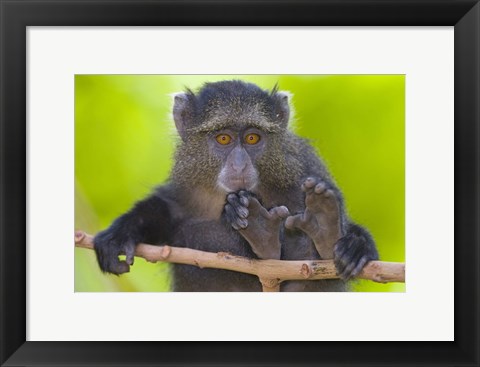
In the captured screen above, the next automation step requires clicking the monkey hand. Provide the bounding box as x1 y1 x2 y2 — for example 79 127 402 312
285 177 342 260
333 223 379 280
93 227 136 275
224 190 289 260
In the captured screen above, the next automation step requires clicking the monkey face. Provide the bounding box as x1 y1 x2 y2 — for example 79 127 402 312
211 127 266 193
171 80 294 193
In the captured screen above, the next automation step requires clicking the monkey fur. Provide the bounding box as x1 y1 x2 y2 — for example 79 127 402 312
93 80 379 291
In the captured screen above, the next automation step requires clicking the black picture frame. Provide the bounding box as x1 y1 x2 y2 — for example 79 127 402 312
1 1 479 366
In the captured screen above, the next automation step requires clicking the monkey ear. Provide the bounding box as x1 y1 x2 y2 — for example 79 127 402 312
172 92 195 141
273 91 292 127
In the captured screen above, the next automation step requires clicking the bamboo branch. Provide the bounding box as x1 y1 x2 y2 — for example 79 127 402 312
75 230 405 290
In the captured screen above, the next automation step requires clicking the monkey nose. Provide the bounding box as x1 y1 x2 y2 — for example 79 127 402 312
231 162 247 174
230 146 249 174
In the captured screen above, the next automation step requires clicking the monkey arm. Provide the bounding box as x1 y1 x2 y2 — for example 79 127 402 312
93 193 173 275
224 191 289 260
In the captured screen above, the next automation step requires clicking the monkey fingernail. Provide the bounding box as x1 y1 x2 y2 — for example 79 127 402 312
237 207 249 218
238 219 248 229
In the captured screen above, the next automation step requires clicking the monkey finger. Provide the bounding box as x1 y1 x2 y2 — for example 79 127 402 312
237 218 248 229
226 194 248 218
324 189 334 198
230 218 246 231
337 259 359 280
314 182 328 194
232 201 249 219
333 255 347 278
337 253 368 280
238 190 252 206
285 214 302 230
225 203 248 230
237 206 249 219
124 244 135 266
334 242 366 279
224 203 238 224
110 259 131 275
246 197 266 217
231 222 241 230
239 195 250 207
227 193 240 205
348 256 370 279
269 206 290 221
304 177 317 188
302 177 317 191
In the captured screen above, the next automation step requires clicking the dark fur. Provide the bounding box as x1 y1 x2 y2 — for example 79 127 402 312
94 80 379 291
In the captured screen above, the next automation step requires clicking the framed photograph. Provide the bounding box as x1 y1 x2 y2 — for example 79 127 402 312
1 1 478 366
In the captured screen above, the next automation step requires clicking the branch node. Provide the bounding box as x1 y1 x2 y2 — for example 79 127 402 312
300 263 313 278
160 245 172 260
259 278 281 292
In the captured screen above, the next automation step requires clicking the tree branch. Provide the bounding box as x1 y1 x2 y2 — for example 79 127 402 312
75 230 405 291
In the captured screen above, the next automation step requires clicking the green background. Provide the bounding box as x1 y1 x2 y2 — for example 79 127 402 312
75 75 405 292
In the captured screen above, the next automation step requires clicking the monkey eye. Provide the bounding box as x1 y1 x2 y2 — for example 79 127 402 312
245 133 261 145
215 134 232 145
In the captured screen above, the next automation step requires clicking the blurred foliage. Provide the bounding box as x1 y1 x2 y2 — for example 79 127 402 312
75 75 405 292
